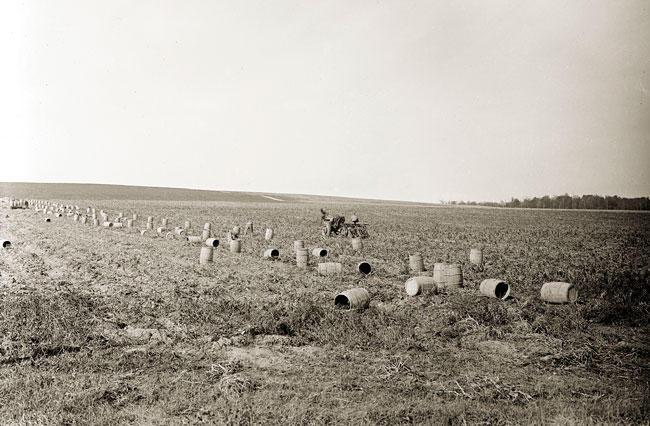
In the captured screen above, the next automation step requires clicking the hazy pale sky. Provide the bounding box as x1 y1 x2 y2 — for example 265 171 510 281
1 1 648 202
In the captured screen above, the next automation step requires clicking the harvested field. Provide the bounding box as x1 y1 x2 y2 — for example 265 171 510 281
0 199 649 425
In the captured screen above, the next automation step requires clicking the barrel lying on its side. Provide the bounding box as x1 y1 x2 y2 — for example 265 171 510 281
405 276 436 296
318 262 342 275
541 282 577 303
479 279 510 300
264 248 280 259
335 288 370 310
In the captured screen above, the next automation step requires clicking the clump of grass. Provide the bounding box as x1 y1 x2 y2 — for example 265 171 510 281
0 290 103 362
582 267 650 326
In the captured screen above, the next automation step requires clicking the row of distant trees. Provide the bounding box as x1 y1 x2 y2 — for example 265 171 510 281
442 194 650 210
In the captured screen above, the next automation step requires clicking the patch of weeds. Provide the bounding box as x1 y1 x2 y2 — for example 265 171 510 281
0 290 104 361
250 299 326 338
582 268 650 326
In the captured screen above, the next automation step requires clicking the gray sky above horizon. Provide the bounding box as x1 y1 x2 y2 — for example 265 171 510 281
1 1 648 203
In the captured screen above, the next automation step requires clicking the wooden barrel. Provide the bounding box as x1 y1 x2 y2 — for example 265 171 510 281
73 214 79 222
174 227 184 235
140 230 149 236
187 235 202 243
103 221 113 227
147 216 153 223
318 262 342 275
351 238 363 250
132 214 138 221
296 248 309 268
312 248 328 257
157 227 166 233
265 228 273 240
199 247 214 264
335 288 370 310
541 282 577 303
432 263 446 289
470 248 483 265
1 240 11 248
201 229 211 240
232 226 240 237
113 222 124 228
184 220 191 230
55 213 62 217
118 212 123 218
92 219 99 226
264 248 280 259
165 232 174 239
357 262 372 275
405 276 437 296
293 240 304 251
204 222 211 230
161 218 168 227
480 279 510 300
146 222 153 230
409 254 424 272
230 239 241 253
126 219 133 228
444 264 463 290
206 238 220 248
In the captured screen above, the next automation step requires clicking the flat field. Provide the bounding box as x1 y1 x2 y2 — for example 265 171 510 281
0 199 648 425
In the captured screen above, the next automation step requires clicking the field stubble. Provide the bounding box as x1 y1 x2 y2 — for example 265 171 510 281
0 200 648 425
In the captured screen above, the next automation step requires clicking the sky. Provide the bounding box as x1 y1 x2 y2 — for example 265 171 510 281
1 1 648 203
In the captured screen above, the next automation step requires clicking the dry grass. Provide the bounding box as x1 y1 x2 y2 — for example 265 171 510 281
0 199 648 425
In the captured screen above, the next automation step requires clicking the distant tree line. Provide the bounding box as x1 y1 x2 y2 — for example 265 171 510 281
442 194 650 210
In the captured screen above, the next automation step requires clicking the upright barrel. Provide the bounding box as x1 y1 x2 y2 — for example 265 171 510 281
127 219 133 228
470 248 483 265
444 264 463 290
184 220 191 231
293 240 304 251
199 247 214 264
541 282 577 303
265 228 273 241
161 218 168 228
351 238 363 250
432 263 446 289
296 248 309 268
409 254 424 273
230 239 241 253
